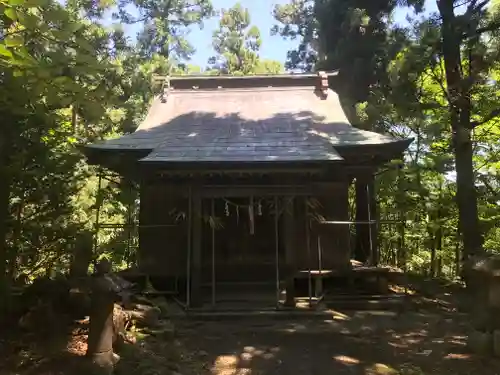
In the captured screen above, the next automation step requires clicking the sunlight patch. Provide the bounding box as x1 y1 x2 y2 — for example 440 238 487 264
240 352 253 361
333 355 360 365
212 354 239 374
444 353 472 360
365 363 399 375
330 310 350 320
388 341 408 349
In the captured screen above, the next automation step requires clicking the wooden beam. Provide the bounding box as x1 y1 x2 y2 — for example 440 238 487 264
176 183 345 198
157 168 326 177
196 186 312 197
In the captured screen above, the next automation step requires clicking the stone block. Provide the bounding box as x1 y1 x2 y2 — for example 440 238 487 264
489 279 500 308
493 330 500 357
468 329 493 355
376 276 389 294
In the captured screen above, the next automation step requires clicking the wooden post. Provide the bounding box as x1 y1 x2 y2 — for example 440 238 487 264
190 188 202 307
355 175 378 264
305 197 312 307
93 173 103 255
274 196 280 308
283 197 296 307
211 198 216 307
125 182 134 266
186 187 192 308
137 182 147 274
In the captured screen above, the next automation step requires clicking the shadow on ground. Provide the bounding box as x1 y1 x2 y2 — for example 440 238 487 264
1 278 497 375
0 312 203 375
179 309 499 375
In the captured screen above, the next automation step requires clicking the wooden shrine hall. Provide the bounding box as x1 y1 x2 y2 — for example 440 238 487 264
83 72 412 310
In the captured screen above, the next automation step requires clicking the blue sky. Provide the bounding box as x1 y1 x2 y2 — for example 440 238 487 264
187 0 300 67
121 0 441 68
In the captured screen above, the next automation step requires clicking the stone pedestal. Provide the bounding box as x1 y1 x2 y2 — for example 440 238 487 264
466 255 500 357
468 330 493 355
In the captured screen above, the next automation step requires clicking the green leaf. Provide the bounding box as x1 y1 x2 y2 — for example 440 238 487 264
4 35 23 47
44 6 69 24
12 47 36 66
59 96 72 107
4 6 17 20
24 0 49 7
75 37 96 53
0 44 13 59
53 76 72 86
68 21 84 33
16 12 39 29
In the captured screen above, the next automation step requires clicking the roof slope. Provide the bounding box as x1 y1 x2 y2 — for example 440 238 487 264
86 73 409 164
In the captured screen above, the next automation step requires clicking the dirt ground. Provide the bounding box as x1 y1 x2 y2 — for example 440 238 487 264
179 309 500 375
2 279 500 375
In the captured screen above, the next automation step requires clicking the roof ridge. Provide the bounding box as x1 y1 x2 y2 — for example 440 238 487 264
166 86 321 94
153 71 339 82
154 71 339 91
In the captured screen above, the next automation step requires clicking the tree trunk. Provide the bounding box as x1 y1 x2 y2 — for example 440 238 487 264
429 221 436 278
454 129 482 259
0 132 12 313
71 105 78 135
8 194 24 282
455 225 461 277
437 0 483 267
436 223 443 278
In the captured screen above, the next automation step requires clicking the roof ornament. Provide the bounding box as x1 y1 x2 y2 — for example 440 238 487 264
316 71 329 99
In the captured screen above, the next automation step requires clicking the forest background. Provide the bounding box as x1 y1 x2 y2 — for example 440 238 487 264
1 0 500 310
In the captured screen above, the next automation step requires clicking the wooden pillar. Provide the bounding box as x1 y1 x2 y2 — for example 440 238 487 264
294 195 307 267
190 188 203 307
335 182 350 267
283 197 296 307
137 182 149 272
354 174 378 265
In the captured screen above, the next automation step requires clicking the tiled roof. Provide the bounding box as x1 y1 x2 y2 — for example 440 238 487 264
86 73 409 163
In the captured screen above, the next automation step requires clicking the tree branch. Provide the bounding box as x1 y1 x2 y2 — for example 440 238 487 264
463 19 500 39
471 108 500 128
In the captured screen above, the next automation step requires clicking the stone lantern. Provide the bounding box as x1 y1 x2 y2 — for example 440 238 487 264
86 259 130 373
466 255 500 356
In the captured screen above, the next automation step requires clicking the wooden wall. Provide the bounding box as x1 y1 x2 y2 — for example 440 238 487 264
137 184 187 277
294 183 351 271
137 181 351 281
